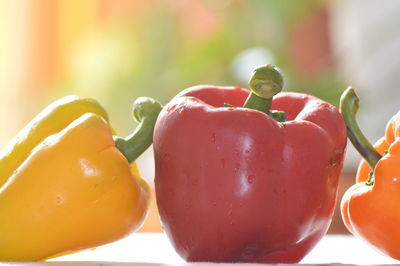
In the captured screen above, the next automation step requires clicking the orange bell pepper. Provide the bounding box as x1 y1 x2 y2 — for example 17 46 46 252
0 95 162 261
340 87 400 259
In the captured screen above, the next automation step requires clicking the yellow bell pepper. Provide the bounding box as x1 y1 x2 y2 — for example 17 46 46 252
0 95 162 261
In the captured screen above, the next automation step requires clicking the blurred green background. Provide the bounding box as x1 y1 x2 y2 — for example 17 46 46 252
0 0 343 142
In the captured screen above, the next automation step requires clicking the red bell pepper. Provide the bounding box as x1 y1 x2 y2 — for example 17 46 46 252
153 65 347 263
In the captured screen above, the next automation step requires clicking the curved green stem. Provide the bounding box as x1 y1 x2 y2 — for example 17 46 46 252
339 87 381 170
243 64 286 121
114 97 162 163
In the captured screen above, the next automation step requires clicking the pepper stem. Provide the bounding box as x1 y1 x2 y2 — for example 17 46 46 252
243 93 272 113
339 87 381 171
243 64 286 121
114 97 162 163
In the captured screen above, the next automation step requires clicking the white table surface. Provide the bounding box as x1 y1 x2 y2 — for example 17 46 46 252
2 233 399 265
43 233 400 265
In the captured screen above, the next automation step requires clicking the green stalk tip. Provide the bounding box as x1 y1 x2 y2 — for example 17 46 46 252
248 64 284 99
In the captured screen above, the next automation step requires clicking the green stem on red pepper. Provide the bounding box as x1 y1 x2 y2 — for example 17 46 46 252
243 64 286 122
114 97 162 163
339 87 381 184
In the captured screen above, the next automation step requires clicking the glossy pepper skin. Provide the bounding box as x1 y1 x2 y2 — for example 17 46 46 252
340 88 400 260
154 65 347 263
0 95 162 261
